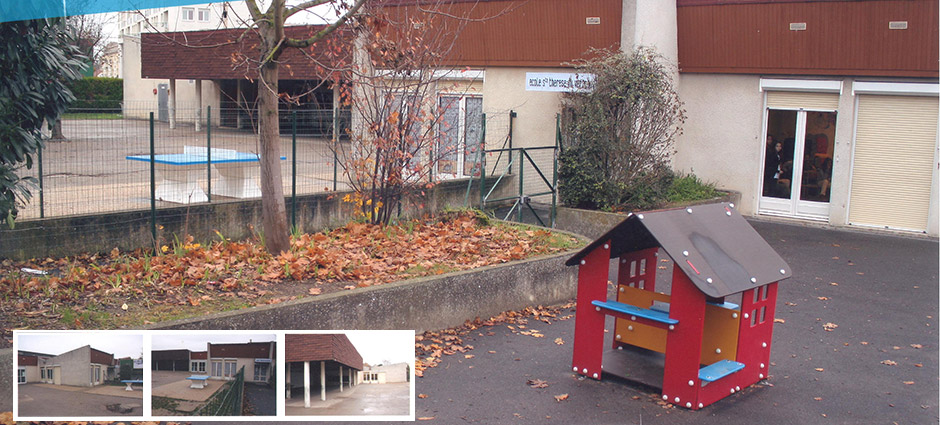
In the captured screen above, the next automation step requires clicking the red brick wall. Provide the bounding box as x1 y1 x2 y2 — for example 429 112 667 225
18 355 38 366
285 334 363 370
89 348 114 366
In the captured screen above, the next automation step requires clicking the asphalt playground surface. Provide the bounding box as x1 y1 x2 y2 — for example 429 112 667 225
190 219 937 425
17 383 143 417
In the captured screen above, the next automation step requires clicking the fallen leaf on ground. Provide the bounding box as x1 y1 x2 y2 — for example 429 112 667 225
903 381 915 385
464 354 474 359
815 368 824 372
418 394 428 399
528 379 549 388
554 337 564 345
308 287 322 295
814 397 823 401
830 282 839 286
911 344 922 349
417 417 435 421
774 318 786 324
554 394 569 402
817 297 828 301
823 323 838 331
881 360 897 366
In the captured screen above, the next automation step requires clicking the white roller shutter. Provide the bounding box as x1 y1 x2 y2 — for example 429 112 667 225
849 95 938 231
766 91 840 111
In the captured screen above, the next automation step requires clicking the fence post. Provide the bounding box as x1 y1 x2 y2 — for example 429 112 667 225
553 113 560 227
508 110 515 172
291 110 297 231
37 139 44 218
332 110 338 192
478 113 487 209
518 147 524 223
149 112 157 250
206 106 212 203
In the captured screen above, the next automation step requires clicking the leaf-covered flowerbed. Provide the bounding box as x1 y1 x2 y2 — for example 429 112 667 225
0 211 581 347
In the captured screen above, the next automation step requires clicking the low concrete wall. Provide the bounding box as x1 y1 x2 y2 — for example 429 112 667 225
0 349 10 411
147 246 580 332
553 192 740 240
0 178 511 261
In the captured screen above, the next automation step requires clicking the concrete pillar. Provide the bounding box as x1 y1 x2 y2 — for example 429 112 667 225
303 361 310 408
195 79 203 131
320 361 326 401
168 78 177 129
339 365 344 392
285 363 291 399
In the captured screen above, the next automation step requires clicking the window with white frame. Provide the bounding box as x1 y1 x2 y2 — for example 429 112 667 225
181 7 194 21
437 95 483 179
198 8 210 22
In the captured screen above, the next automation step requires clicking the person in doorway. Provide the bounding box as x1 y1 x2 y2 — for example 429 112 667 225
764 136 781 196
817 157 832 198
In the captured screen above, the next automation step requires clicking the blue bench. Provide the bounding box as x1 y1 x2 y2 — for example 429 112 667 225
591 300 679 325
698 360 745 382
120 379 143 391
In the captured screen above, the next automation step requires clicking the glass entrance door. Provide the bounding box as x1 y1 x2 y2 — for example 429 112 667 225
760 109 836 219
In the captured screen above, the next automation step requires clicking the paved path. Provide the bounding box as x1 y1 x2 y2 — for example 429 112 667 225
286 382 411 416
244 383 277 416
411 220 938 424
17 383 143 417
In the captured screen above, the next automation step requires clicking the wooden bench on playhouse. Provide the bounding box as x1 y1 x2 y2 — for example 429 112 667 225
566 202 791 410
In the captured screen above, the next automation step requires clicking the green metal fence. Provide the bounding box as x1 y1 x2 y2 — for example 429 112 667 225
196 366 245 416
479 114 560 227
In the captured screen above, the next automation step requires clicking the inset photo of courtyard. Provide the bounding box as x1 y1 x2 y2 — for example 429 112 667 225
16 332 144 418
285 330 413 418
151 333 276 416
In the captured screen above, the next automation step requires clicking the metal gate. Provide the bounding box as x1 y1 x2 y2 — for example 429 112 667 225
478 114 559 227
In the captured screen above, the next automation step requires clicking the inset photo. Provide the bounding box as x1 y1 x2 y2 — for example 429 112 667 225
151 333 276 417
16 332 144 418
285 330 414 419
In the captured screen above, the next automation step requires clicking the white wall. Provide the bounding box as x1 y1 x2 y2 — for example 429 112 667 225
626 0 678 68
674 73 765 215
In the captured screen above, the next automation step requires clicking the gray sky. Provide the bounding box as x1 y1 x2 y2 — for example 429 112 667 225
17 332 143 359
344 330 414 366
152 333 276 351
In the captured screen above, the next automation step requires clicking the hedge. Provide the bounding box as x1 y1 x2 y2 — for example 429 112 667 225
68 77 123 110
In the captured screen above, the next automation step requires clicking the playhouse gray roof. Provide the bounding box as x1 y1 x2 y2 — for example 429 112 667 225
565 202 791 298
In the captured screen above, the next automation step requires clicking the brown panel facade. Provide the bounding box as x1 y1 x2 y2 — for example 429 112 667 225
677 0 939 77
141 26 351 80
209 342 275 359
285 334 363 370
381 0 621 67
140 0 621 80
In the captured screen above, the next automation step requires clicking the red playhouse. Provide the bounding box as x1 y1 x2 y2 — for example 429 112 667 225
566 202 791 410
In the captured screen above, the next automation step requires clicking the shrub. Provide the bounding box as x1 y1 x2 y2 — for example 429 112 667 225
558 48 685 212
68 77 122 110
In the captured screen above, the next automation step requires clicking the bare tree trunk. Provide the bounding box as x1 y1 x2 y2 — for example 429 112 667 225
51 119 64 140
257 21 290 254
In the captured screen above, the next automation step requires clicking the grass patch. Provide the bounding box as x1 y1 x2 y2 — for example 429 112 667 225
61 112 123 120
152 396 180 413
666 174 720 204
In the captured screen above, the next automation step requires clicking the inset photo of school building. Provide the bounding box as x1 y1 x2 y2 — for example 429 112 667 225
285 331 413 418
151 333 276 416
16 332 144 418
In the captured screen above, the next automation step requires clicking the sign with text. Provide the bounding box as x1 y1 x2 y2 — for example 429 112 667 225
525 72 595 93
